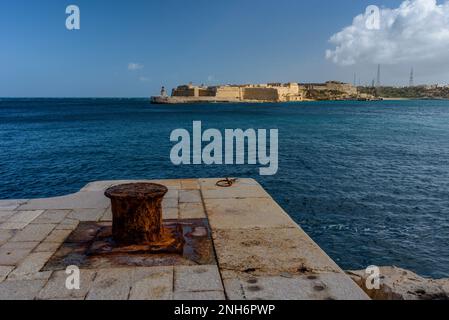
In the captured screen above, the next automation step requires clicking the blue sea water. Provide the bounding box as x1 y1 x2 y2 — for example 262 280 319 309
1 98 449 278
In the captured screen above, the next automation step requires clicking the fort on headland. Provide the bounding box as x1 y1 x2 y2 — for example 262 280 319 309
151 81 373 104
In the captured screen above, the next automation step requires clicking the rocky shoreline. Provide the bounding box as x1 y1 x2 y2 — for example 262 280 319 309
347 266 449 300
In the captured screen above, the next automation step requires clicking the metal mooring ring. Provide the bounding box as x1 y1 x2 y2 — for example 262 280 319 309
216 178 237 188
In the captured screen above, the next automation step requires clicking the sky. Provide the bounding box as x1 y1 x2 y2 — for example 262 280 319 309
1 0 448 97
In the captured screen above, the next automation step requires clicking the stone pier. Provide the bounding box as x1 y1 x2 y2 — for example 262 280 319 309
0 178 368 300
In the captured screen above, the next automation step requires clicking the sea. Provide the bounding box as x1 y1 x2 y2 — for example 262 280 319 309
1 98 448 278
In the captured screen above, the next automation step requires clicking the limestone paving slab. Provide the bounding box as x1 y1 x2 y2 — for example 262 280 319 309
179 190 202 203
180 179 200 190
0 245 35 266
0 280 47 300
222 272 369 300
44 229 73 243
0 222 29 230
1 241 39 250
149 179 182 189
19 191 109 210
86 268 133 300
38 269 96 300
9 224 56 242
81 180 181 192
200 178 270 199
34 241 62 253
163 207 179 220
7 270 53 281
55 218 79 230
80 181 117 192
100 207 112 221
199 178 259 189
7 252 54 281
129 267 173 300
205 197 295 230
0 229 15 246
68 208 106 221
0 266 14 282
0 249 32 266
32 209 71 224
174 265 223 293
0 200 27 211
6 210 44 224
202 186 271 200
211 227 342 276
179 203 206 219
162 197 178 209
165 189 179 199
0 211 15 223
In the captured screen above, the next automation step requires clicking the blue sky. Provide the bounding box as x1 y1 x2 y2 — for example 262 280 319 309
1 0 445 97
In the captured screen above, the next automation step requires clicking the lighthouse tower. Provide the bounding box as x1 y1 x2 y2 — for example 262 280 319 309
160 86 167 97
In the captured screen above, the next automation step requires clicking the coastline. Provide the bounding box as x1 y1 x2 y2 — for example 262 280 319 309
380 97 412 101
381 97 449 101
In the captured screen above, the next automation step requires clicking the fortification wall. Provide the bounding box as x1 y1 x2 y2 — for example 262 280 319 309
243 87 279 101
199 88 216 97
326 82 357 95
276 85 304 101
172 87 196 97
215 87 241 100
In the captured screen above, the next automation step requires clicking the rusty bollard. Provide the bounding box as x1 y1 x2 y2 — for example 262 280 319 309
104 183 168 245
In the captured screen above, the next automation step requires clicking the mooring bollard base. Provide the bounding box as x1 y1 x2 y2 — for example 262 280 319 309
88 222 185 256
43 219 212 270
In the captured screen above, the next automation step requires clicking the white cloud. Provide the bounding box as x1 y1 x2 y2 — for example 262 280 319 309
128 62 144 70
326 0 449 66
139 76 149 82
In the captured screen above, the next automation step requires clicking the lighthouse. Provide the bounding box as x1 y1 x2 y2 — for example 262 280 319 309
161 86 167 97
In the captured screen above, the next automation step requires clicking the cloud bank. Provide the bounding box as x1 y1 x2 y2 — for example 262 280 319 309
128 63 144 70
326 0 449 66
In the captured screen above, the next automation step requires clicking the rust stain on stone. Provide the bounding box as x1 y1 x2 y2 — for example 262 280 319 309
43 219 216 270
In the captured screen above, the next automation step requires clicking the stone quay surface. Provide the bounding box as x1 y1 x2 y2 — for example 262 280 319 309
0 178 369 300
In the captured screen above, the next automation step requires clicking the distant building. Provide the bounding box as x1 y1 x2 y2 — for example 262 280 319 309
169 82 305 103
299 81 358 96
160 86 167 97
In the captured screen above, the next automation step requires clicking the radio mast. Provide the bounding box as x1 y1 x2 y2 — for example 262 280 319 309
409 68 414 87
376 64 381 87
